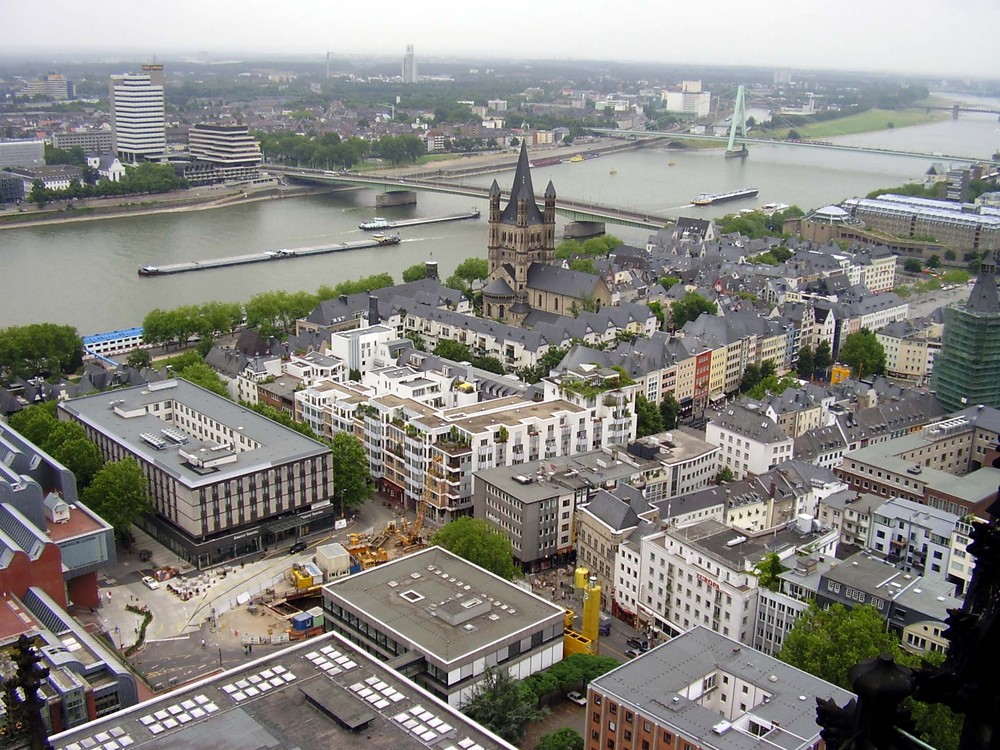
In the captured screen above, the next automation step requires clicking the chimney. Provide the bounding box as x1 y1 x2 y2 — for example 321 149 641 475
368 295 380 326
339 294 348 304
425 260 439 280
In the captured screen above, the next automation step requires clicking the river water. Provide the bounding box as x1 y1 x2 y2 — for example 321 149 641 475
3 108 999 334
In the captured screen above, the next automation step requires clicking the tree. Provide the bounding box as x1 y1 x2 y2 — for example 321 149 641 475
716 467 735 484
431 517 520 580
0 323 83 379
778 603 899 689
404 331 426 351
126 349 152 370
521 653 620 700
446 257 490 293
569 258 596 274
740 363 764 393
670 292 717 330
838 329 886 380
461 666 546 744
747 374 800 400
944 249 957 262
926 254 941 269
659 393 680 430
647 301 665 330
434 339 473 362
635 394 663 438
753 552 787 592
330 431 372 514
903 258 922 274
7 405 59 447
41 420 88 455
814 340 833 375
537 728 584 750
176 362 231 398
402 263 428 283
472 356 505 374
796 346 815 380
82 458 152 542
51 438 105 489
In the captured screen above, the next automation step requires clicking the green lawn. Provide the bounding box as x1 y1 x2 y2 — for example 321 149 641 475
761 108 947 140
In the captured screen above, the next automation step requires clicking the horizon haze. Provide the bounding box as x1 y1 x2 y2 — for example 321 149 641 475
3 0 998 80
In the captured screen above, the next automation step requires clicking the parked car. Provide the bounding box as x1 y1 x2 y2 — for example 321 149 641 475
289 541 307 554
566 691 587 706
626 638 649 650
141 576 160 590
625 649 639 658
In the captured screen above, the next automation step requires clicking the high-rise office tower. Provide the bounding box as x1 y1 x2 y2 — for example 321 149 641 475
402 45 417 83
109 64 166 163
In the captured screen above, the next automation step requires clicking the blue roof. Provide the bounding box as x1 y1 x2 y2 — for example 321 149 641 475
82 327 144 344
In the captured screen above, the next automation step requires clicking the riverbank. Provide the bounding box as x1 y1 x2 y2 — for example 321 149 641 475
0 184 345 231
759 107 949 140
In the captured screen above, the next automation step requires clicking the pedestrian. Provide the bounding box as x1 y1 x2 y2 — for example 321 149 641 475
248 644 252 654
106 591 112 602
201 639 206 649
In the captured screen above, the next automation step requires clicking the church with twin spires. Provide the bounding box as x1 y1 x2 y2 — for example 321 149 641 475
481 142 611 327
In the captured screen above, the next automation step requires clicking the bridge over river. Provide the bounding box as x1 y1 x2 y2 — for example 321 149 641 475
273 167 677 230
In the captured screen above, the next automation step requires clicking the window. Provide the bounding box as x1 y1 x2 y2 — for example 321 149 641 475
609 721 617 732
662 732 673 743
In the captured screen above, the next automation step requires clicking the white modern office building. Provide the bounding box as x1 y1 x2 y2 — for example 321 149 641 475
110 64 166 163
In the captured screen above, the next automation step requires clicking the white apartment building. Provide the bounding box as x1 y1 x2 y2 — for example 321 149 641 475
329 324 397 374
625 431 719 502
869 496 959 580
636 518 838 645
706 403 794 479
185 124 263 184
817 491 883 548
948 516 978 596
752 554 836 655
110 65 166 163
662 81 711 117
876 319 942 385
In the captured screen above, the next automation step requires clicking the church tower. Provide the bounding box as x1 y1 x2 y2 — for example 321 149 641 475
483 141 556 323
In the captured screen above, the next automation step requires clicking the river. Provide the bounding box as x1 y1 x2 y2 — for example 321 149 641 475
2 109 998 334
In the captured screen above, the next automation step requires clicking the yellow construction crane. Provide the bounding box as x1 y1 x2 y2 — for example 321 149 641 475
396 455 438 549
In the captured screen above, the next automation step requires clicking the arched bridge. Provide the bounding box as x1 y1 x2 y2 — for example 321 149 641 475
272 167 676 230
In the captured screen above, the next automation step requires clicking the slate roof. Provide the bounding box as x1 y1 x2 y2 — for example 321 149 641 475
712 403 790 444
526 263 603 299
499 141 545 226
966 260 1000 314
581 490 641 532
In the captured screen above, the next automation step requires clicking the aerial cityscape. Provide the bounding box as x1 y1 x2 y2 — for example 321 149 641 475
3 4 1000 750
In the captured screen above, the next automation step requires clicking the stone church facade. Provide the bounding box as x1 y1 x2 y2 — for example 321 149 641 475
482 142 611 326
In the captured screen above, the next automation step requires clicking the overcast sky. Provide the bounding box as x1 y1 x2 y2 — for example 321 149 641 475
5 0 997 79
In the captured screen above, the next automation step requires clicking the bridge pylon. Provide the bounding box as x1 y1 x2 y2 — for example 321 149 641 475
725 84 749 158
